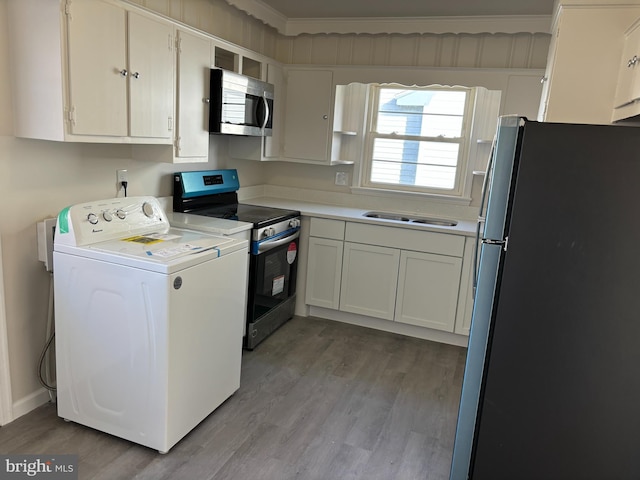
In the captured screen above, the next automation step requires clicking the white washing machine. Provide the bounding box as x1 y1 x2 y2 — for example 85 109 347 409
53 196 248 453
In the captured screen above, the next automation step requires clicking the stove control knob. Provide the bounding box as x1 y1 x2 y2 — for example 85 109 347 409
102 211 113 222
142 202 155 218
116 209 126 220
87 213 99 225
288 218 300 229
263 227 276 238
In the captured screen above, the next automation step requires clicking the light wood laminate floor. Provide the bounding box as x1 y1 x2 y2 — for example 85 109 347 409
0 316 466 480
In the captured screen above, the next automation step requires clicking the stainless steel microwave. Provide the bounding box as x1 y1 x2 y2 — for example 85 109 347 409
209 69 274 137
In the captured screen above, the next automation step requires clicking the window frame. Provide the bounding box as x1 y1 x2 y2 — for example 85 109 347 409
359 83 477 200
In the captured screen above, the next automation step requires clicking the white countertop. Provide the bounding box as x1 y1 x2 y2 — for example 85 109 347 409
243 197 477 237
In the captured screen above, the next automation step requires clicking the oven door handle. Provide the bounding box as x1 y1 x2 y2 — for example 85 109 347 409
256 230 300 254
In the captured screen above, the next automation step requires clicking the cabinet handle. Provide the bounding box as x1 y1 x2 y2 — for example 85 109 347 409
540 76 548 84
120 69 128 77
132 72 140 79
628 56 638 68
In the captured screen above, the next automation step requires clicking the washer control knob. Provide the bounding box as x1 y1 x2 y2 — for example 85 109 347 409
87 213 99 225
116 209 126 220
263 227 276 238
288 218 300 229
102 211 113 222
142 202 155 218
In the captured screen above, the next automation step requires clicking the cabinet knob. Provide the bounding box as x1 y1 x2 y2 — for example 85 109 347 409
203 98 210 104
323 114 328 120
540 76 548 84
132 72 140 79
120 69 128 77
628 56 638 68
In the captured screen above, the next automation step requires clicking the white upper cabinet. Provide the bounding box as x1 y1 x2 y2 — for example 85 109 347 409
612 19 640 121
66 2 174 140
539 5 640 124
174 29 211 161
283 69 334 163
66 0 128 137
127 12 174 139
8 0 175 143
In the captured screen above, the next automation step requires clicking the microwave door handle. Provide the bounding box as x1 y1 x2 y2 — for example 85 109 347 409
261 95 269 130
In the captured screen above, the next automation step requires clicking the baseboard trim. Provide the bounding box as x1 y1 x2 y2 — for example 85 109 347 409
309 306 469 347
11 388 52 422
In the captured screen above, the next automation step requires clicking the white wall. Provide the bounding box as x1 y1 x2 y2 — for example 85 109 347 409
0 0 549 421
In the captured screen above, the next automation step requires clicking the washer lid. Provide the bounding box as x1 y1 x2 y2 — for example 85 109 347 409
56 227 247 273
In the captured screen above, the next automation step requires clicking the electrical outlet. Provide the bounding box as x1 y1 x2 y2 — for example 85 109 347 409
335 171 349 186
116 169 128 184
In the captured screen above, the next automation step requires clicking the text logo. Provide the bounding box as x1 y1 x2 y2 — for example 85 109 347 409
0 455 77 480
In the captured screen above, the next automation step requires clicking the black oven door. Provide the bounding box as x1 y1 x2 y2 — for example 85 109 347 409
246 231 299 348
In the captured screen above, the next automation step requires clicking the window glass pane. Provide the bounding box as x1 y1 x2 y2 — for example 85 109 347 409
367 85 470 194
376 89 466 137
371 138 458 189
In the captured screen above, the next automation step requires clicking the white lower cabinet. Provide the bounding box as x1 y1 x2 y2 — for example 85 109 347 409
395 250 462 331
306 237 343 309
339 242 400 321
305 218 470 337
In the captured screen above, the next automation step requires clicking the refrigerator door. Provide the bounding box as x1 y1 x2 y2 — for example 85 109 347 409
450 242 503 479
450 115 524 479
470 122 640 479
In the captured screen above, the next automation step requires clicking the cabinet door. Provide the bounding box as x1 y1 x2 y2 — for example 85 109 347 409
128 12 174 139
305 237 343 309
613 22 640 109
340 242 400 320
264 63 284 159
542 7 640 124
175 30 211 160
66 0 127 136
395 251 462 332
283 70 333 162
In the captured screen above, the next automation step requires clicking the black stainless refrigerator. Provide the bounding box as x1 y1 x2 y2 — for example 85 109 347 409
450 116 640 480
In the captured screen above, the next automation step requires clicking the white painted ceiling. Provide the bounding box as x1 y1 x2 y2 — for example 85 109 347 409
256 0 556 19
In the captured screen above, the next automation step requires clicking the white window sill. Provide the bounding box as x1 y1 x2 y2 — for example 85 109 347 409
350 186 472 206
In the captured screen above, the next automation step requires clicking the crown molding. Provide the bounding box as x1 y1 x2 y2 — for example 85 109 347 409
283 15 552 35
225 0 289 33
224 0 552 35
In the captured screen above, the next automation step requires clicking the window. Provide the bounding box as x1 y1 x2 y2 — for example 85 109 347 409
362 84 474 197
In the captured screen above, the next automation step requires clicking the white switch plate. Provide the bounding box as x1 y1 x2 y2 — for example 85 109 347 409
335 171 349 186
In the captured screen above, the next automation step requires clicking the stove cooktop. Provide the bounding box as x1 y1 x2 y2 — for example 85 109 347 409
192 203 300 228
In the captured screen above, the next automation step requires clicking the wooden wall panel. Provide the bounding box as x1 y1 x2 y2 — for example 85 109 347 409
456 35 481 68
351 36 375 65
388 35 418 66
130 0 550 70
416 35 440 67
309 35 341 65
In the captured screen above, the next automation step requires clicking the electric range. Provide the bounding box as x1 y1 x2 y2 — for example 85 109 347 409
173 169 301 349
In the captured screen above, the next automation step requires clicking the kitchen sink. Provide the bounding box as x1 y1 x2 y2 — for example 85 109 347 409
410 218 458 227
362 212 410 222
363 211 458 227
